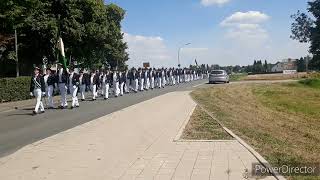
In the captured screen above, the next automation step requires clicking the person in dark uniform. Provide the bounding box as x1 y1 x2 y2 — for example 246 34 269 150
57 64 69 109
119 71 126 96
43 68 56 109
69 68 80 109
30 67 46 115
90 70 99 100
79 70 87 101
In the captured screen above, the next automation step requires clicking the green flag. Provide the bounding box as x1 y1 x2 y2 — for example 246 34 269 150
57 37 67 69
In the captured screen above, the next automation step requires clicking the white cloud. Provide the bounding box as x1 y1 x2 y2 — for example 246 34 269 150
123 33 174 68
201 0 231 6
221 11 269 26
220 11 270 46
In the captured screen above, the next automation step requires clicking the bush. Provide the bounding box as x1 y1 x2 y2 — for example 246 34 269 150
0 76 32 103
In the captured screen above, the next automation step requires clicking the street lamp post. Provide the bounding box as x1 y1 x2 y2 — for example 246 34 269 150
178 43 191 68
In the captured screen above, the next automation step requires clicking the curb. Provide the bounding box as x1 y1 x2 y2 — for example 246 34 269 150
191 96 286 180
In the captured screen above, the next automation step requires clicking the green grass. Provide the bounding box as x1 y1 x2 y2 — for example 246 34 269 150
298 78 320 89
190 82 320 180
229 73 248 81
181 106 233 140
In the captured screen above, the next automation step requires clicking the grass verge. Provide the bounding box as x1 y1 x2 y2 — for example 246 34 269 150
181 106 233 140
190 81 320 180
229 73 248 81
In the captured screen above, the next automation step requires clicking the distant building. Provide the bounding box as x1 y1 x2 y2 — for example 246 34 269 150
271 58 297 72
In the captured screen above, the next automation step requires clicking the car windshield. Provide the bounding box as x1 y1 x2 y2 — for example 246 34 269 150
211 71 224 75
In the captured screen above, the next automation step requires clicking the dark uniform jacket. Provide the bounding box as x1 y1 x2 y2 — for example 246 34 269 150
71 73 80 86
90 74 100 85
56 69 69 84
30 75 46 93
46 74 56 88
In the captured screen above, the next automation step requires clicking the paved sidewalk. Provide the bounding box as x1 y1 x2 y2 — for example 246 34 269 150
0 91 276 180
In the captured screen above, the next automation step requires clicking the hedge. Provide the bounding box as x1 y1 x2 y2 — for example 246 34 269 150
0 76 32 103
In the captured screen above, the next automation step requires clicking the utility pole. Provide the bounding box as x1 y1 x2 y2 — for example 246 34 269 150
15 29 19 77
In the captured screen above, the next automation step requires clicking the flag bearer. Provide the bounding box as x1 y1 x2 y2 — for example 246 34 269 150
30 67 46 115
57 64 69 109
69 67 80 109
44 68 55 109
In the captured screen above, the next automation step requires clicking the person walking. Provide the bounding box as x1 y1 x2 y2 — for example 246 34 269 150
119 71 126 96
30 67 46 115
57 64 69 109
43 68 55 109
79 70 87 101
102 70 111 100
69 67 80 109
90 70 99 100
112 69 120 97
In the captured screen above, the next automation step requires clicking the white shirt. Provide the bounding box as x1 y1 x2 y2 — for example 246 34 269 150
44 74 49 87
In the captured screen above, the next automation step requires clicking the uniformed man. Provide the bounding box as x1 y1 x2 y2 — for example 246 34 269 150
132 69 138 92
119 71 126 96
69 67 80 109
144 68 150 90
90 70 99 100
57 64 69 109
161 68 165 88
138 68 144 91
30 67 46 115
156 69 161 88
79 70 87 101
112 69 120 97
124 70 130 93
43 68 55 109
101 70 110 100
149 68 155 90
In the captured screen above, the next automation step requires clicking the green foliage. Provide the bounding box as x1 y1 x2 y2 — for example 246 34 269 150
291 0 320 70
0 0 128 76
0 76 31 102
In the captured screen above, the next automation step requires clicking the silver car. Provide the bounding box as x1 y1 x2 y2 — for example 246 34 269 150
209 70 229 84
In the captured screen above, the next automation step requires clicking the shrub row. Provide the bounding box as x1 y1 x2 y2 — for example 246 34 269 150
0 76 31 103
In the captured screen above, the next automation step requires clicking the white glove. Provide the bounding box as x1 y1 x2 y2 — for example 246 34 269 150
30 92 33 96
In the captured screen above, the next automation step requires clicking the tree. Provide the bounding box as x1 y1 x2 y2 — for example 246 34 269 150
0 0 128 76
291 1 320 69
296 57 306 72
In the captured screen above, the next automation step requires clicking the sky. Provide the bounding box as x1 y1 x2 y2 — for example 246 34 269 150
107 0 311 68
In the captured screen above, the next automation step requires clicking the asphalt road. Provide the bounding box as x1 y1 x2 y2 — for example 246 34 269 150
0 79 207 158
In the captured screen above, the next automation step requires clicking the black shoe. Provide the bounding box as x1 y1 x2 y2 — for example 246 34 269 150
71 106 74 109
104 98 108 100
59 106 64 109
81 99 85 101
40 111 45 114
32 111 37 115
76 105 79 108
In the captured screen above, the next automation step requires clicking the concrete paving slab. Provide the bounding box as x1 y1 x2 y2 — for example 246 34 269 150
0 91 277 180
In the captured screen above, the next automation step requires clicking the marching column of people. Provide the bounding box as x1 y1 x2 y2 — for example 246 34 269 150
30 66 209 115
